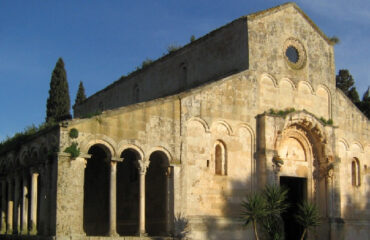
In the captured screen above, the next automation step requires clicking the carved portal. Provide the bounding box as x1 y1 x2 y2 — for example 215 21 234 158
274 113 334 218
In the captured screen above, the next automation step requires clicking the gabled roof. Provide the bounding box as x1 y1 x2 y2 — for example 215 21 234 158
77 2 334 108
245 2 335 45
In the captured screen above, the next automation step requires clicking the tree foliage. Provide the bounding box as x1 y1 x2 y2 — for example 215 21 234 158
167 44 182 53
190 35 196 42
329 36 340 44
242 185 288 240
295 201 320 240
357 87 370 119
262 185 289 240
336 69 369 119
46 58 71 122
73 81 86 108
336 69 359 103
241 193 268 240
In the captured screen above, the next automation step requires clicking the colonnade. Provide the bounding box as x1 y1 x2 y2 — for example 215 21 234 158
83 149 173 237
106 159 149 236
0 170 40 236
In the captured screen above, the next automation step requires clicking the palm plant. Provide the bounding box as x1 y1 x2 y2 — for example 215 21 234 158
262 185 289 240
241 193 268 240
295 201 320 240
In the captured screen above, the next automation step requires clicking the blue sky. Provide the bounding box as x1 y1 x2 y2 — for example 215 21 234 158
0 0 369 141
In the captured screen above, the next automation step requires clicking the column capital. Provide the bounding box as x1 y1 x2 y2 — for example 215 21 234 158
136 160 149 174
111 157 123 162
30 167 39 176
79 153 92 159
165 166 172 177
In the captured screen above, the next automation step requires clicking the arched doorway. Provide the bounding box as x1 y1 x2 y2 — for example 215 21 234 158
276 122 329 240
145 151 171 236
117 149 140 235
83 144 111 236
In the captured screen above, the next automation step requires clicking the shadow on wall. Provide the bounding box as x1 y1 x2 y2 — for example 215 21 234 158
202 177 256 240
333 173 370 239
183 170 370 240
171 170 259 240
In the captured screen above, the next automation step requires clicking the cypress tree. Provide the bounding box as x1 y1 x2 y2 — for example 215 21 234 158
336 69 360 104
73 81 87 108
359 87 370 119
46 58 71 122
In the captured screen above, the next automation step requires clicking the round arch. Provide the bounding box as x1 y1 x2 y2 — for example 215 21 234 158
116 146 143 235
147 146 173 163
279 77 296 89
187 117 210 133
83 143 112 236
146 149 172 236
210 120 233 136
275 119 329 240
79 135 117 158
117 143 145 161
260 73 278 88
297 80 315 95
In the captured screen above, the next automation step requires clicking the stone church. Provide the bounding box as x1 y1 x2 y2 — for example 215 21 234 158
0 3 368 240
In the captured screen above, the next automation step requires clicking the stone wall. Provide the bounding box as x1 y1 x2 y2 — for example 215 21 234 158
74 18 249 118
0 128 60 238
1 3 369 240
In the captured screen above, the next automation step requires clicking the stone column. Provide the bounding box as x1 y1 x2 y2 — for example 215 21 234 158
6 179 13 234
108 161 118 236
165 166 174 235
138 160 148 236
42 162 50 235
0 181 6 234
13 175 21 234
20 175 29 235
29 170 39 235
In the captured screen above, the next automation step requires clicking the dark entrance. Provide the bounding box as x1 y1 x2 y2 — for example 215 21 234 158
146 151 170 236
280 176 307 240
117 149 140 235
83 145 110 236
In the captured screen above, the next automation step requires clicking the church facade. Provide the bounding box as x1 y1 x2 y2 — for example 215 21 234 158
0 3 369 240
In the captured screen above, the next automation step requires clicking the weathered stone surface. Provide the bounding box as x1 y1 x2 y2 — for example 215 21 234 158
0 2 368 240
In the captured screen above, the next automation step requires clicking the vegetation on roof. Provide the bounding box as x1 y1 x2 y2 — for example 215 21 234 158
0 121 58 155
167 44 182 54
268 108 296 117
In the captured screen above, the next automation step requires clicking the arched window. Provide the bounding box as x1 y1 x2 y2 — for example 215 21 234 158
351 158 360 187
214 141 227 175
133 84 140 102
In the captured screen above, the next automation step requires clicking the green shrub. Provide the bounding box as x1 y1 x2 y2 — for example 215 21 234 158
295 201 320 240
262 185 289 240
141 58 153 68
190 35 196 42
64 142 80 159
69 128 79 139
242 185 289 240
241 193 267 240
319 117 334 126
167 44 182 53
268 108 295 117
0 121 57 155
